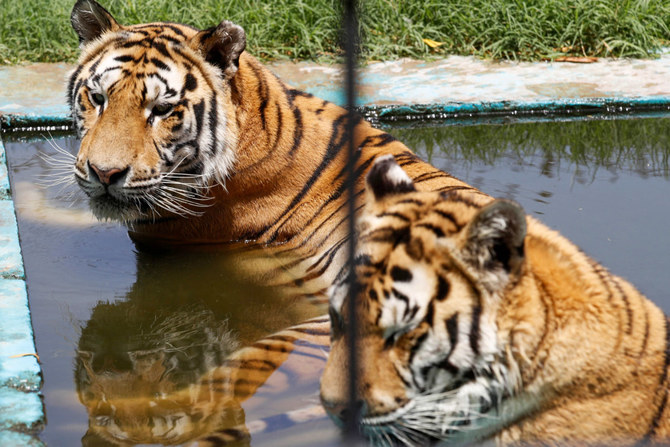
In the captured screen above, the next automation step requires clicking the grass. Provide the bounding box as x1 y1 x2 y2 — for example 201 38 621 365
0 0 669 64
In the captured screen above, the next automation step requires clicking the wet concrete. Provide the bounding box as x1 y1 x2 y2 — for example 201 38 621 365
2 53 670 127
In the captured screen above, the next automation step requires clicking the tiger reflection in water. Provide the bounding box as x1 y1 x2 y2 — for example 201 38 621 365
76 299 329 446
72 239 331 446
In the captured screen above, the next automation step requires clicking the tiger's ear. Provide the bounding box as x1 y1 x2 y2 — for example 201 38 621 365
461 199 526 290
366 155 416 201
71 0 120 45
189 21 246 79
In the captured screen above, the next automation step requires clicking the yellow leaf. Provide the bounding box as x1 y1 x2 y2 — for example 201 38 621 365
9 353 40 362
422 38 444 49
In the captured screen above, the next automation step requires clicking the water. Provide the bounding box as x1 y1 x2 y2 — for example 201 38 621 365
3 114 670 446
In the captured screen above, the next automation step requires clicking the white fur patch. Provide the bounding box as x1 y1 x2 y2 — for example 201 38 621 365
385 163 413 187
379 264 434 331
329 282 348 314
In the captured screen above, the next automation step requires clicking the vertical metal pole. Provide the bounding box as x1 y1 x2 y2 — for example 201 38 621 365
342 0 361 440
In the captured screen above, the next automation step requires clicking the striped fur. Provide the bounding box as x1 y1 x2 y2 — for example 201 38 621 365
67 0 477 293
320 157 670 446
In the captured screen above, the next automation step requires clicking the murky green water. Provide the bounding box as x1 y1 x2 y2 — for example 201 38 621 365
4 114 670 446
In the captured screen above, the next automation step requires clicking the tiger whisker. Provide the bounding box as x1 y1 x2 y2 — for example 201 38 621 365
162 177 211 190
156 190 211 211
398 426 428 446
41 133 77 160
139 193 160 220
153 190 205 217
389 426 414 446
140 191 175 215
158 189 212 205
40 168 74 177
150 196 192 218
36 175 77 189
162 172 207 180
38 152 75 167
159 185 213 204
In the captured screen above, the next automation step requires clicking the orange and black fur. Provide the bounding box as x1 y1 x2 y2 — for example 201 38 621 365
320 156 670 446
67 0 474 295
77 313 330 445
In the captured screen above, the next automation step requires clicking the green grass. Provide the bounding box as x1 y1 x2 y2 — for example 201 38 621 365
1 0 669 64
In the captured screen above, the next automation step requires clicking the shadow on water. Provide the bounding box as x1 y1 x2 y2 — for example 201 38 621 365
3 114 670 446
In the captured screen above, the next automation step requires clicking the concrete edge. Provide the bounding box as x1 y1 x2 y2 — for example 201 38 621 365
369 96 670 123
0 136 45 446
0 114 71 132
3 96 670 131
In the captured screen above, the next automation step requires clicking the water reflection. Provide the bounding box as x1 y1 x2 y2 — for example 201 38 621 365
4 133 331 446
4 116 670 446
390 116 670 181
75 249 329 446
77 303 245 446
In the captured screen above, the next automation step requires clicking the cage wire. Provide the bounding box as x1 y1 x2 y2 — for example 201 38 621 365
342 0 364 442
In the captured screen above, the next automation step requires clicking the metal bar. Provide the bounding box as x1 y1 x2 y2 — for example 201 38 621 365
342 0 362 441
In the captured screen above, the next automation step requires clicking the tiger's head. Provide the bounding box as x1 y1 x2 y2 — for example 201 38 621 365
68 0 245 223
320 155 528 444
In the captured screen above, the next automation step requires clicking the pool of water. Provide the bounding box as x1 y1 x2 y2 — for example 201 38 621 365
4 114 670 446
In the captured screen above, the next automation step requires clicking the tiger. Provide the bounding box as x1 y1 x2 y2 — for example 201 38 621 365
67 0 476 293
320 155 670 446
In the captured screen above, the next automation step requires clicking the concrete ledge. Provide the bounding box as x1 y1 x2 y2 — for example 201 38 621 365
0 137 44 446
368 97 670 124
270 55 670 122
0 429 45 447
2 54 670 129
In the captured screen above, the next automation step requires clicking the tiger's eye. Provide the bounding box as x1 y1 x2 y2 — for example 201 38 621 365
90 93 105 106
152 103 173 117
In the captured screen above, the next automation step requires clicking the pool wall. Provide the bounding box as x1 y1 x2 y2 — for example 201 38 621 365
1 53 670 446
0 137 44 446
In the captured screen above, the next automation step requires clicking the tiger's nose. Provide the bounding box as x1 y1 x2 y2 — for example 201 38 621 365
89 162 129 186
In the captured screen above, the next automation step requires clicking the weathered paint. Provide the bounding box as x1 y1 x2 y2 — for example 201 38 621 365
0 430 44 447
0 136 44 446
270 54 670 119
2 54 670 128
0 63 71 119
